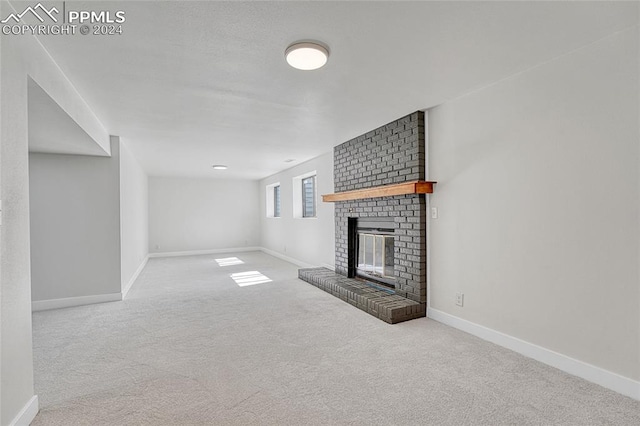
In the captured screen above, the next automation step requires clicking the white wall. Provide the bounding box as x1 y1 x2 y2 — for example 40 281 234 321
0 0 111 422
29 140 121 302
428 28 639 382
260 153 335 268
149 177 260 254
120 141 149 295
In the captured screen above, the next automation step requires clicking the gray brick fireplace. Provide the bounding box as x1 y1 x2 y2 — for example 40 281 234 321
299 111 429 324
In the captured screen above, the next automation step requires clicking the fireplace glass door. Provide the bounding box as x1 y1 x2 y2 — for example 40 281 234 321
357 233 395 285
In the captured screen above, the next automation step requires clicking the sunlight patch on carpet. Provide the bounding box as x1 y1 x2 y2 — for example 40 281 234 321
216 257 244 266
230 271 272 287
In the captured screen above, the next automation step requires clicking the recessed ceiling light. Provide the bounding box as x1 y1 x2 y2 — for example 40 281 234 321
212 165 228 170
285 41 329 70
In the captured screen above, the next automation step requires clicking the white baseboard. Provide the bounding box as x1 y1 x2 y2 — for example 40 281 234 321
258 247 315 268
32 292 122 312
148 246 334 270
320 262 336 271
122 255 149 299
427 308 640 401
9 395 39 426
146 246 331 271
148 247 261 258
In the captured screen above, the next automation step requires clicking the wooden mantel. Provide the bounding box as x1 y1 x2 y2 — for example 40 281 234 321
322 180 436 203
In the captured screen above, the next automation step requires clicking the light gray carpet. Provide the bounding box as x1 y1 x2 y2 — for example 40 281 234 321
32 252 640 425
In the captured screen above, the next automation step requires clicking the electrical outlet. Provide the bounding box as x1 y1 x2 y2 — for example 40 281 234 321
431 207 438 219
455 292 464 307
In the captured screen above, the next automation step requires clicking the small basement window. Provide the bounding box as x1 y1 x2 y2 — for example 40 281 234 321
302 176 316 217
266 182 281 218
293 171 317 219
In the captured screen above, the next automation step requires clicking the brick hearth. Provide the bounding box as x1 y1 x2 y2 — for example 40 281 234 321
299 111 428 324
299 268 425 324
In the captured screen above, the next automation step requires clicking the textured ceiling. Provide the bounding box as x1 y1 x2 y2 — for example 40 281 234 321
35 1 638 179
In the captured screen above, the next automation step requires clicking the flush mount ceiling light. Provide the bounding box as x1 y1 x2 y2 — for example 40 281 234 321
212 165 228 170
285 41 329 70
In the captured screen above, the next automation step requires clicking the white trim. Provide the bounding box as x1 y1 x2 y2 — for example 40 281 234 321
8 395 39 426
148 247 261 258
427 308 640 401
293 170 317 180
259 247 315 268
32 293 122 312
320 262 335 271
122 255 149 299
424 109 432 311
146 246 321 269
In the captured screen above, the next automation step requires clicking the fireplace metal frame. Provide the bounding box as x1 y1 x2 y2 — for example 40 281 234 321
348 217 396 288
